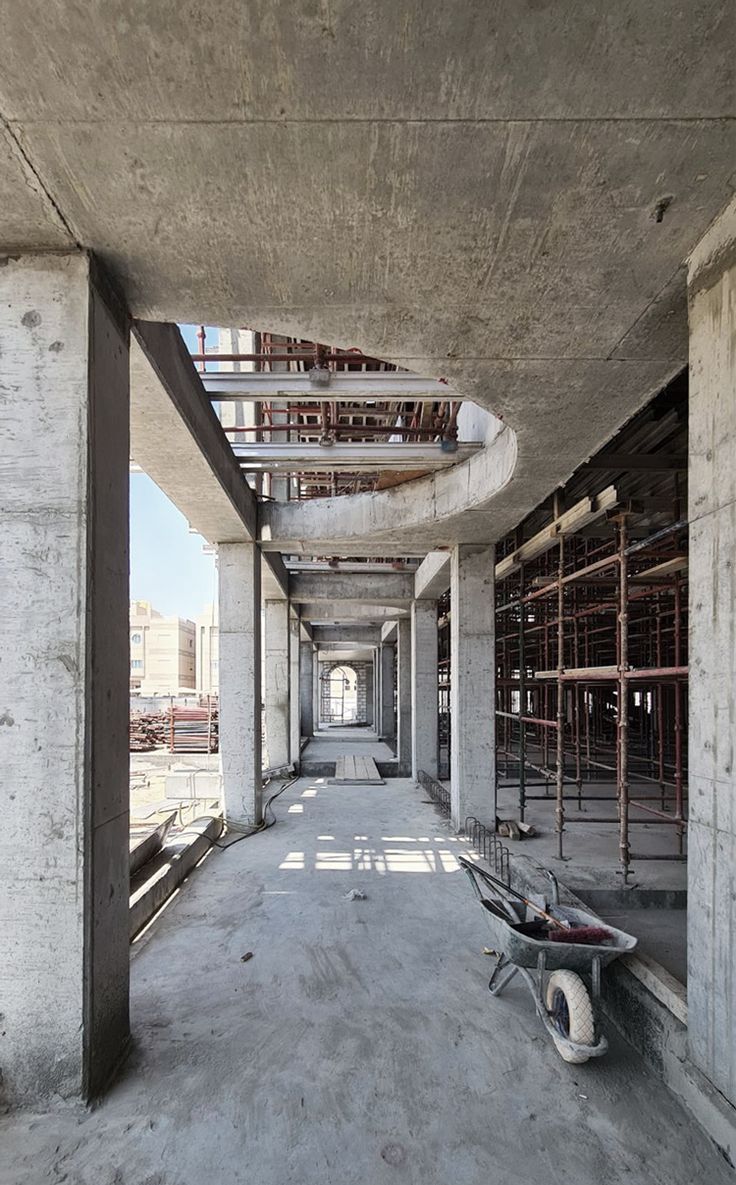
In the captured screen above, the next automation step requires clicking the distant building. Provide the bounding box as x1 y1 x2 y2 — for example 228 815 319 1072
195 603 219 696
130 601 196 695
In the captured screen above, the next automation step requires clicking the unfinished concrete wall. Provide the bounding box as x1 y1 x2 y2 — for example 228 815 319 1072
687 195 736 1108
0 253 130 1102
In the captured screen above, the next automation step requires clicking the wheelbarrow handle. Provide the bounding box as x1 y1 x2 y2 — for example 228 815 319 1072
457 857 566 931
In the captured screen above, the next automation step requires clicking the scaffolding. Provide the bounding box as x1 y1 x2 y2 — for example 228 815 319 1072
494 375 689 880
192 328 462 502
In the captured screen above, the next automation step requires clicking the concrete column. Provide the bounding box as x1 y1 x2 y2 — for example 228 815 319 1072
264 599 291 768
300 641 315 738
379 643 396 744
289 611 301 764
397 618 413 775
687 195 736 1107
313 654 321 731
411 600 439 779
0 254 130 1102
218 542 262 827
450 545 495 829
365 660 375 726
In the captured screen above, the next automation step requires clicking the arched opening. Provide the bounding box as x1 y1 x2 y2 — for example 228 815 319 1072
321 664 359 726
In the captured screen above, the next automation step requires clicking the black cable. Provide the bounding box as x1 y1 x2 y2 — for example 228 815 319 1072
211 776 299 850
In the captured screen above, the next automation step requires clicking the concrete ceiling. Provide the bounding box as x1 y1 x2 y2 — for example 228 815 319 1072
1 2 734 556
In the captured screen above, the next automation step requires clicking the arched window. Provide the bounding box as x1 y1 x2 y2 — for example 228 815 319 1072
323 664 359 724
131 632 142 645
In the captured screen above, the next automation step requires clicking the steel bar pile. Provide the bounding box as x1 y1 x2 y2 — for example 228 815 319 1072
169 706 219 754
129 712 167 751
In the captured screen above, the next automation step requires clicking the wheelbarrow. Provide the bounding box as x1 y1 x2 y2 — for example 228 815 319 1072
458 856 637 1063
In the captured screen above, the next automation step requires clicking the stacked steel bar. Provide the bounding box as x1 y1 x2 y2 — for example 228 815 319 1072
169 706 219 754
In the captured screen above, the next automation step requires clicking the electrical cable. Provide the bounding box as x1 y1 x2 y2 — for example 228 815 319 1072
211 776 299 850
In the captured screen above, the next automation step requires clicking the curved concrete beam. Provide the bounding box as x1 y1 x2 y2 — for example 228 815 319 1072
260 411 517 554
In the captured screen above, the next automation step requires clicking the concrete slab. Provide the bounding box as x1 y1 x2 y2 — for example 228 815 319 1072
0 778 729 1184
304 731 395 763
495 776 687 893
2 9 735 556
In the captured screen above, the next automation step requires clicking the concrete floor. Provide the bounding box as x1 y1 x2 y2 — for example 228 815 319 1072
305 729 396 762
495 776 688 984
496 776 687 892
1 777 727 1185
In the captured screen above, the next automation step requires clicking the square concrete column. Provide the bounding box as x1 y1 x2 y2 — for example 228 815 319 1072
397 618 413 775
218 542 262 827
379 643 396 744
0 254 130 1103
450 545 496 830
289 611 301 764
313 653 321 730
264 599 291 768
411 600 439 779
300 641 315 738
687 195 736 1107
365 658 375 726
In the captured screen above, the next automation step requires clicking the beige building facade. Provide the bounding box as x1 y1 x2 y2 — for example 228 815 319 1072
195 603 219 697
130 601 196 695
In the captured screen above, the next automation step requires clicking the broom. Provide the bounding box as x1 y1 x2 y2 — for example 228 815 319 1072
469 863 612 946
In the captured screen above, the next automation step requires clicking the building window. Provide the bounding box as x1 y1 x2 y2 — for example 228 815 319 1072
131 660 143 670
131 632 142 644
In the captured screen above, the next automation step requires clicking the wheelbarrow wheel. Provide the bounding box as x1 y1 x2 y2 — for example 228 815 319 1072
545 970 595 1063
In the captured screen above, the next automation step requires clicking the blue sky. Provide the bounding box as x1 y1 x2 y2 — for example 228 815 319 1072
129 325 219 621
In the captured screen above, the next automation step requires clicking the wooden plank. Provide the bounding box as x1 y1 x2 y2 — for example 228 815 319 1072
495 486 618 580
329 753 385 784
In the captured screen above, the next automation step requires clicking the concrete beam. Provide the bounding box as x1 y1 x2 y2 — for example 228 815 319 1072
234 441 481 472
312 625 382 645
299 603 407 624
381 621 398 643
316 648 376 662
285 561 418 574
130 321 257 543
289 570 414 606
414 551 451 600
262 551 289 600
204 369 457 402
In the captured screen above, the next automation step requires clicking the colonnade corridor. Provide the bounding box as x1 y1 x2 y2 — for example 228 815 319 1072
1 777 729 1185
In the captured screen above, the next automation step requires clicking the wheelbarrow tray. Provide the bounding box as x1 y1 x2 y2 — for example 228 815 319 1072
481 899 637 972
